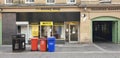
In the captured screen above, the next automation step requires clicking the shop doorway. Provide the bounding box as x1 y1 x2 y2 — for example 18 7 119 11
93 21 114 43
16 22 29 43
65 22 79 43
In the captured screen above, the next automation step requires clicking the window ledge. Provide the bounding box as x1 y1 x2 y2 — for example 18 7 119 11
46 3 55 4
67 2 76 4
25 2 34 4
99 1 111 3
5 3 13 5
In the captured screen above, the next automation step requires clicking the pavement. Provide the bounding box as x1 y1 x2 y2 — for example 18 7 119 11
0 43 120 58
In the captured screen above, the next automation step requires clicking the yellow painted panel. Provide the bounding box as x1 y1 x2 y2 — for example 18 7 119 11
32 25 39 36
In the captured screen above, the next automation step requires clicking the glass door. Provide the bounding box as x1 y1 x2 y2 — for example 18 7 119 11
65 22 79 43
69 24 78 43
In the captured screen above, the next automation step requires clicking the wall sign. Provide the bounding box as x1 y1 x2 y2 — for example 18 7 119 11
40 21 53 26
36 8 60 12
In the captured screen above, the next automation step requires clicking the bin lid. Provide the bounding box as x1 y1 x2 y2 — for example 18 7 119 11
47 36 56 40
12 34 25 38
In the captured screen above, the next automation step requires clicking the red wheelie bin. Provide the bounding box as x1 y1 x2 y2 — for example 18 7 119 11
31 37 38 51
40 38 47 52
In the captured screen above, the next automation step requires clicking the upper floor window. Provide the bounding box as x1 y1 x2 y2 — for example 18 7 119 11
99 0 111 3
5 0 13 4
25 0 34 3
67 0 76 4
46 0 55 4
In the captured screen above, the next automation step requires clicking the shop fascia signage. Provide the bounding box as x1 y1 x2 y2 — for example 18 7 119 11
36 8 60 12
40 21 53 26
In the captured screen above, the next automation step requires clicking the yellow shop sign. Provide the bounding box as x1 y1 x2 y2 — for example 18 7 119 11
40 21 53 26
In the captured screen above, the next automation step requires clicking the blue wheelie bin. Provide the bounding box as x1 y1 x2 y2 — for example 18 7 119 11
47 37 56 52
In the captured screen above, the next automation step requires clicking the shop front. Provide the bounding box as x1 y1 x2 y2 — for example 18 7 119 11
16 12 80 44
35 21 79 44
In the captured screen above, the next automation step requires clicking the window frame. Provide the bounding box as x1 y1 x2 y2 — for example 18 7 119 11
5 0 13 4
67 0 76 4
46 0 55 4
99 0 111 3
25 0 34 4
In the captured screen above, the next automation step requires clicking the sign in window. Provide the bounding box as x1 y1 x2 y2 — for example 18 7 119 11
40 21 53 26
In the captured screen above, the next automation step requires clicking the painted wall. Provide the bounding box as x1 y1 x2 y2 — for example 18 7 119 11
2 13 17 45
117 21 120 43
0 13 2 45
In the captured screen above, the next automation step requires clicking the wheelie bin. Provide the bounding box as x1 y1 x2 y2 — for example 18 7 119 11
40 38 47 52
47 37 56 52
31 37 38 51
12 34 26 52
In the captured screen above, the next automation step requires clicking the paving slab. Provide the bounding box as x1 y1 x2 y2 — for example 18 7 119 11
95 43 120 51
0 43 120 58
0 43 120 53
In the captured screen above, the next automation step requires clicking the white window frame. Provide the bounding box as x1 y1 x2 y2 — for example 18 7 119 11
67 0 76 4
46 0 55 4
25 0 34 4
5 0 13 4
